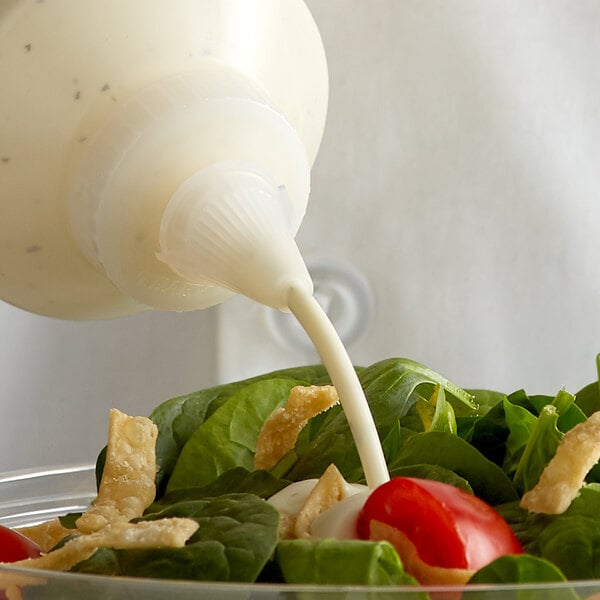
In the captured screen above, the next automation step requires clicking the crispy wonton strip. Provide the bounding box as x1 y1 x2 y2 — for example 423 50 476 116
521 410 600 514
294 464 347 539
254 385 339 471
17 519 75 553
11 518 198 572
76 409 158 533
277 512 297 541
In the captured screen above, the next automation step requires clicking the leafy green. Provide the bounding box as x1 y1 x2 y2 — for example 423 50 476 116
58 512 82 530
166 378 303 493
574 354 600 416
72 494 279 582
492 387 590 495
149 364 328 491
276 538 419 586
536 517 600 581
66 353 600 587
458 399 509 467
496 485 600 583
415 385 457 433
507 389 537 412
575 382 600 417
494 500 553 553
283 358 477 482
466 388 507 417
381 420 403 462
502 397 539 478
388 463 473 493
151 467 289 509
357 358 476 414
530 390 586 433
513 406 562 494
468 555 576 600
388 431 518 504
531 485 600 580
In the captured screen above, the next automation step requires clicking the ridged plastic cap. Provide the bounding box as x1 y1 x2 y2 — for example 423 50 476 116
158 162 314 311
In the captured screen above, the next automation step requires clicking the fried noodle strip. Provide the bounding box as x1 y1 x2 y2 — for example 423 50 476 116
17 519 74 553
293 463 348 539
11 519 199 572
254 385 339 470
76 408 158 533
521 410 600 514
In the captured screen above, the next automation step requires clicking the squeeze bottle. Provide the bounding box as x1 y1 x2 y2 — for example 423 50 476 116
0 0 391 489
0 0 328 319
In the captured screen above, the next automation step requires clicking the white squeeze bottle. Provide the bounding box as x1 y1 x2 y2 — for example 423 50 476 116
0 0 389 488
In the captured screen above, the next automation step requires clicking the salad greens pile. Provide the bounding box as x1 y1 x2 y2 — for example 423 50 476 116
69 356 600 588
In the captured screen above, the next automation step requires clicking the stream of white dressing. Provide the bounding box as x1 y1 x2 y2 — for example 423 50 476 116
286 284 390 490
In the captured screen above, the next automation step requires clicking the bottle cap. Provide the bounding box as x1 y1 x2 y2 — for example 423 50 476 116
158 162 313 311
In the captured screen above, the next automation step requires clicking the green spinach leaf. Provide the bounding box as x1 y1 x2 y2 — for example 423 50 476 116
388 431 518 505
416 385 457 433
276 538 419 586
284 358 475 482
574 354 600 417
152 467 289 508
72 494 279 583
166 378 303 492
533 485 600 580
458 400 509 467
529 389 586 433
513 406 563 494
388 463 473 493
502 397 539 478
469 554 575 600
150 365 327 492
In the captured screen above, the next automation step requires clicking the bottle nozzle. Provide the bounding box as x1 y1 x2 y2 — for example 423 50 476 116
158 162 313 311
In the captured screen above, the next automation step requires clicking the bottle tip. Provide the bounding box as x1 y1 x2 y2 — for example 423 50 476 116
158 161 314 311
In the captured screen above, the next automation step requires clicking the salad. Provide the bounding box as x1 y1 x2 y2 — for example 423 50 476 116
3 355 600 591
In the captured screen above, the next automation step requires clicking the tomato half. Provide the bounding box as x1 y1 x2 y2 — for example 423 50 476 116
0 525 42 562
357 477 522 580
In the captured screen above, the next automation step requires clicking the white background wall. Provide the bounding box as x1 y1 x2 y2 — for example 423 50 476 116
0 304 218 470
221 0 600 396
3 1 600 471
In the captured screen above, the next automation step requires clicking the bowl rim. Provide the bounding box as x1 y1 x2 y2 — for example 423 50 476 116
0 463 599 596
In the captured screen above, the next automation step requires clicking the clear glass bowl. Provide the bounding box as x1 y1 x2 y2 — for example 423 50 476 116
0 464 599 599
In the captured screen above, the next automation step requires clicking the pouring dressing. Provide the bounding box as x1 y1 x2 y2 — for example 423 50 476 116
0 0 389 488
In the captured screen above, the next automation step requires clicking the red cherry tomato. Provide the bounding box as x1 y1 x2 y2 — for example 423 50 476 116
0 525 42 562
357 477 522 574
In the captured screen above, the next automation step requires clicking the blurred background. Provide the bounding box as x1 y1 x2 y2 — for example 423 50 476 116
2 0 600 471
